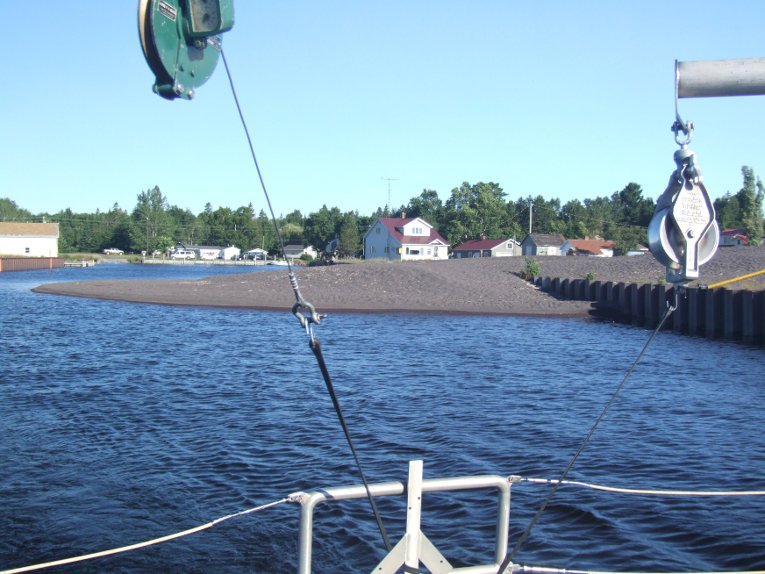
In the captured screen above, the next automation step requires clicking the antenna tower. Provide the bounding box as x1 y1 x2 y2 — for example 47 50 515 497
381 177 398 209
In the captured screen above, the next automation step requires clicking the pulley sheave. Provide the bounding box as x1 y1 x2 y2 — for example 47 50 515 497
138 0 234 100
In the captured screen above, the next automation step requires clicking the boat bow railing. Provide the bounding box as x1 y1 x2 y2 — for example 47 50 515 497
289 460 511 574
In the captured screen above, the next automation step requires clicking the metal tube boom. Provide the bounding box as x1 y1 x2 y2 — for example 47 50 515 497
677 57 765 98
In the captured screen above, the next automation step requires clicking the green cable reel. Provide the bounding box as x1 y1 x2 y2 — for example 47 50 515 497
138 0 234 100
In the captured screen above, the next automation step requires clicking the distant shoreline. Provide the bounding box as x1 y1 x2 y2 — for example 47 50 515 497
32 249 765 316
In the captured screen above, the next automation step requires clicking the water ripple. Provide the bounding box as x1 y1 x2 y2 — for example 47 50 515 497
1 266 764 572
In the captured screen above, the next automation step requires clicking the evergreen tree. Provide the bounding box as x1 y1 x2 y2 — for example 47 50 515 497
130 186 173 254
303 205 342 251
338 212 361 257
714 192 741 230
737 166 764 246
0 198 33 221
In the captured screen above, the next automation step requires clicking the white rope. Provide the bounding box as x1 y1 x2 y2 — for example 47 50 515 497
0 498 289 574
518 477 765 497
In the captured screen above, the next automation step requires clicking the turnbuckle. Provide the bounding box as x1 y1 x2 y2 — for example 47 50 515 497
289 271 325 338
648 145 719 284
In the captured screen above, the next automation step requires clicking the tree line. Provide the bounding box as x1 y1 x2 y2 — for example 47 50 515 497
1 166 763 256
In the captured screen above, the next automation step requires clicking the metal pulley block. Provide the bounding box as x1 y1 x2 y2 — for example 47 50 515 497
138 0 235 99
648 146 719 283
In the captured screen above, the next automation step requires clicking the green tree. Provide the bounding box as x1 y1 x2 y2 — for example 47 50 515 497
0 198 32 221
304 205 342 251
714 192 741 230
282 209 304 226
101 203 133 252
53 208 77 252
130 186 172 253
444 182 510 244
516 195 563 235
607 182 654 253
612 182 654 227
737 166 764 246
253 209 278 253
338 212 361 257
560 199 589 238
406 189 444 230
167 205 199 246
582 196 616 239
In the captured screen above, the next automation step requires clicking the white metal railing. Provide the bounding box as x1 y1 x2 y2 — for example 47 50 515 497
289 460 511 574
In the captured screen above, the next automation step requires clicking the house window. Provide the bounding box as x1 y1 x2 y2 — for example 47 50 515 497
25 247 30 254
384 246 389 253
427 248 432 255
376 226 380 234
407 248 420 255
412 227 423 235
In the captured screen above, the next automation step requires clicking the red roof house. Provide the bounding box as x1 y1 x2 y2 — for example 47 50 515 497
560 239 615 257
720 229 749 247
363 216 448 261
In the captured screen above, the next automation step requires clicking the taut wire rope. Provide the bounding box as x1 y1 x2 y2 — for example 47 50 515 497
499 293 679 574
219 49 392 552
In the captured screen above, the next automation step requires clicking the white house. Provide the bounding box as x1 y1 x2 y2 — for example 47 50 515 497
284 244 318 260
0 222 59 257
219 246 241 260
197 246 221 260
520 233 566 256
451 237 521 258
560 239 615 257
363 216 448 261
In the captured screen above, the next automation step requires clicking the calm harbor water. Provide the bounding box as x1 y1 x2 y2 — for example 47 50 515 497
1 263 764 573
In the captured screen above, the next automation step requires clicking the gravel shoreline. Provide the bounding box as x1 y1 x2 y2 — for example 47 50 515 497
33 248 765 316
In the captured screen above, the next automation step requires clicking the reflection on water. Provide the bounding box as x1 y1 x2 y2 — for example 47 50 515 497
1 264 764 572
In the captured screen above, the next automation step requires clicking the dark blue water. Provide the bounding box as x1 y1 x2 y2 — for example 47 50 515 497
1 263 764 573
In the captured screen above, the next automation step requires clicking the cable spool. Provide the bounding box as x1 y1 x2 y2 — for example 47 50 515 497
138 0 234 99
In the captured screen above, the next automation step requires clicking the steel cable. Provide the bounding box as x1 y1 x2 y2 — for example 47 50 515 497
499 297 678 573
219 48 392 553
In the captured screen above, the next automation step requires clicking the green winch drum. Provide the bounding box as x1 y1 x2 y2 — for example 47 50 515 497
138 0 234 99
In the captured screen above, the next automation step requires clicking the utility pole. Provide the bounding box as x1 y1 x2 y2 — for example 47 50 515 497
380 177 398 260
528 198 533 235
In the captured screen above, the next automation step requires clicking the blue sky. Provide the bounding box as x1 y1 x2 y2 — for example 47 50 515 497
2 2 764 219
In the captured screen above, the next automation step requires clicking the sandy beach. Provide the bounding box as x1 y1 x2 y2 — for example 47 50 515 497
33 248 765 316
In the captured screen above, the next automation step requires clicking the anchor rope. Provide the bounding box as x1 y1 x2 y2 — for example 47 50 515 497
219 49 392 552
0 498 290 574
500 296 678 573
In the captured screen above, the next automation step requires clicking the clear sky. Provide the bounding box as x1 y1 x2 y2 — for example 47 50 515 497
2 2 764 219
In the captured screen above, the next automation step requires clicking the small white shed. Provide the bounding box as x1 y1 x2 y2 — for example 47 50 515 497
0 222 60 257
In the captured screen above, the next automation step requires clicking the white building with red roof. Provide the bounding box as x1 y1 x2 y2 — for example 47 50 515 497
560 238 615 257
363 216 448 261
